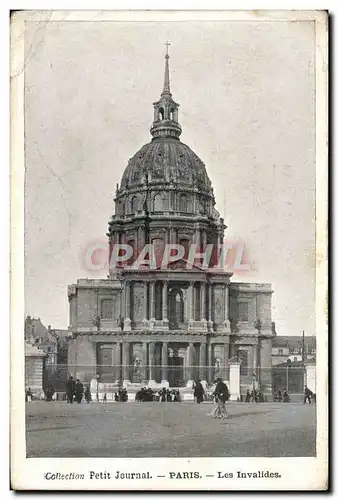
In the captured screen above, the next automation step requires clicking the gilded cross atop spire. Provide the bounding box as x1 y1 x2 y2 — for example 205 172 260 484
162 41 171 95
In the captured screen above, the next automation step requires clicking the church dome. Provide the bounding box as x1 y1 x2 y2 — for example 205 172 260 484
120 138 212 193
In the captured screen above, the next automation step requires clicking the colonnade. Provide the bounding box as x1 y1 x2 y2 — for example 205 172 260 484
124 280 229 325
106 340 233 384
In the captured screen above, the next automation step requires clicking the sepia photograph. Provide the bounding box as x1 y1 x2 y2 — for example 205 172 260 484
10 9 328 490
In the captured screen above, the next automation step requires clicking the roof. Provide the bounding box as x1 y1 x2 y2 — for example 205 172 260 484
25 317 68 345
119 138 212 194
272 336 316 350
25 342 46 357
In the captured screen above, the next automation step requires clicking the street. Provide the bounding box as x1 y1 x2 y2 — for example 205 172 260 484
26 401 316 458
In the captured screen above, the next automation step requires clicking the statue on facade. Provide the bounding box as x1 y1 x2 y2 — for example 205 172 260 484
133 356 141 375
214 358 221 377
271 321 277 336
254 318 262 333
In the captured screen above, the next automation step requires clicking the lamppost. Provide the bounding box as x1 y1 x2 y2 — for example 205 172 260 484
286 359 291 393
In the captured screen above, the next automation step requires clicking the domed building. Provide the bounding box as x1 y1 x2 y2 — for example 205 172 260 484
67 49 275 399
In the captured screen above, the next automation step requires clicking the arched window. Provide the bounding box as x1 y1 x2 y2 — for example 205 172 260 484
170 109 175 121
153 193 163 212
159 108 164 121
180 195 188 212
101 299 113 319
130 196 138 213
180 238 190 259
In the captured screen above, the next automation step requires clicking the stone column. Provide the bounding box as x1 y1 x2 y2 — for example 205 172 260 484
208 284 213 329
202 231 207 251
229 361 241 401
148 342 156 385
164 230 169 247
252 345 258 375
199 343 207 382
223 283 230 332
201 282 206 320
150 281 156 322
142 342 148 381
143 282 148 322
170 228 176 245
224 342 229 382
186 343 195 381
207 343 213 383
124 281 131 330
188 282 194 322
162 281 168 323
161 342 168 385
114 342 121 384
122 342 130 384
260 338 272 399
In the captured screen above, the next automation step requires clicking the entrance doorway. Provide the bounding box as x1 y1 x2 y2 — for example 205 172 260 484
168 357 184 387
96 344 113 382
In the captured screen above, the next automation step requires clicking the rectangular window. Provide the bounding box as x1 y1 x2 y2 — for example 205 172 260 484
101 299 113 319
238 302 249 322
278 349 283 356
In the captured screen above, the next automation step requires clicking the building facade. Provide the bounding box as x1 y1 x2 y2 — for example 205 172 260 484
67 51 275 396
271 336 316 366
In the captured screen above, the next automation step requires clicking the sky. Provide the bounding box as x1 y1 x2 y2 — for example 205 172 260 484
23 15 316 335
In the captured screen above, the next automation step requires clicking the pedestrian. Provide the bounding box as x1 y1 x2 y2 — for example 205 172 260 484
66 376 75 404
84 386 91 403
277 389 283 403
208 378 230 419
304 385 313 404
194 379 205 404
74 379 84 403
25 387 34 402
245 389 251 402
214 378 230 418
207 393 221 418
45 384 55 402
283 389 290 403
160 388 167 402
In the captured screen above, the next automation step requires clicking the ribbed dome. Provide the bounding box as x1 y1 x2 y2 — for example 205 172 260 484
120 138 212 193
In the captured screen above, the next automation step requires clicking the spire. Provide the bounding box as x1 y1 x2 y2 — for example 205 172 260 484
162 41 171 96
150 44 182 140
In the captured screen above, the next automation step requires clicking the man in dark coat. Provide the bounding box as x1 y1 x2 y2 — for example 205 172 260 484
66 376 75 404
194 380 205 404
45 384 55 402
304 385 313 404
214 378 230 418
74 379 84 403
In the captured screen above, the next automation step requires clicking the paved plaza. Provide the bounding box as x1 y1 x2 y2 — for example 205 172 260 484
26 401 316 458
